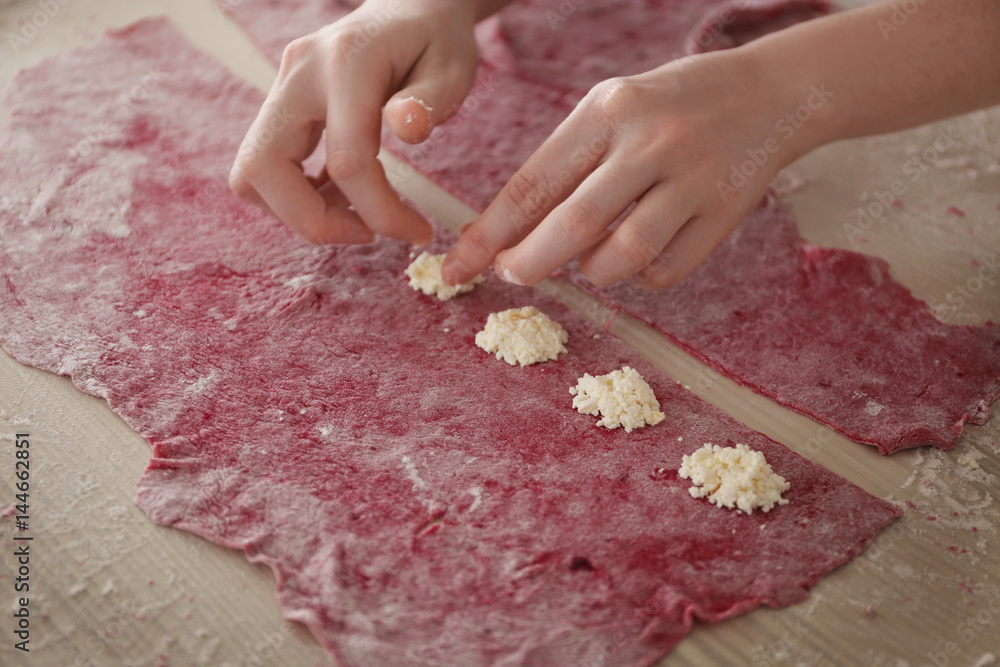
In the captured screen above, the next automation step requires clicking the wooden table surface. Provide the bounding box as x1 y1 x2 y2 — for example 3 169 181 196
1 2 998 665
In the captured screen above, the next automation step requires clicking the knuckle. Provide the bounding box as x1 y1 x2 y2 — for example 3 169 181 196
636 254 684 290
614 224 661 268
504 169 551 221
560 196 605 237
657 130 708 170
228 169 252 198
280 36 313 71
324 31 358 64
294 209 337 244
589 76 642 121
459 224 496 259
580 264 614 287
506 169 542 206
299 224 332 245
325 145 366 181
235 132 267 165
231 152 267 187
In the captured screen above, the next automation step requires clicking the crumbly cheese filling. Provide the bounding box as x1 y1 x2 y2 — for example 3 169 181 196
569 366 664 432
475 306 568 367
404 252 483 301
678 443 790 515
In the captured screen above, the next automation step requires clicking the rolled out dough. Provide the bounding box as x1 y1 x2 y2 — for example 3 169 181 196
0 19 900 667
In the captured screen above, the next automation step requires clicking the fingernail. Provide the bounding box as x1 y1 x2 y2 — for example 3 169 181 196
410 232 434 247
497 264 524 286
397 97 433 144
347 229 374 244
400 95 433 121
441 256 469 285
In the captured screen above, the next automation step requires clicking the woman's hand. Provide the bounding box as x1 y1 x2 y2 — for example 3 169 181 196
442 48 821 290
443 0 1000 290
229 0 484 245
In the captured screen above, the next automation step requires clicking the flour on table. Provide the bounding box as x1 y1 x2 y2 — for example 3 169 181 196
570 366 664 432
405 252 483 301
679 443 790 515
475 306 568 367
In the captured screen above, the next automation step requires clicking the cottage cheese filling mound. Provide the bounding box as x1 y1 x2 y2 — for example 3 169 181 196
475 306 569 366
570 366 665 432
679 443 791 515
405 252 484 301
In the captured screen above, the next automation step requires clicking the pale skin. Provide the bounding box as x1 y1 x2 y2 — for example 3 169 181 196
230 0 1000 290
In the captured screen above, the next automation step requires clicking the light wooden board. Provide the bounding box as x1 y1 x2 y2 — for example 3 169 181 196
0 2 998 665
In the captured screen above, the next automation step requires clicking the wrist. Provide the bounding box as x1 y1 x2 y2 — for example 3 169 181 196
709 43 843 177
740 45 841 167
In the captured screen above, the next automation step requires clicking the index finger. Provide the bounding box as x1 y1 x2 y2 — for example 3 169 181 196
230 41 383 245
322 53 433 245
231 91 375 244
441 114 615 285
493 160 652 286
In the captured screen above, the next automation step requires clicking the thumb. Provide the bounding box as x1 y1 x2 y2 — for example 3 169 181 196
385 59 475 145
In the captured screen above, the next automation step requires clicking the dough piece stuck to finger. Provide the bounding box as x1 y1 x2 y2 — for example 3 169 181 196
405 252 484 301
476 306 569 367
570 366 664 432
678 443 791 515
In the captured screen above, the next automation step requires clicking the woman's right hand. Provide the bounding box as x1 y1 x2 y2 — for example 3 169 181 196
229 0 484 245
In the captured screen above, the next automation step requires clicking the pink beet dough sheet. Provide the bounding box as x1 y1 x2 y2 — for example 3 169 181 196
0 18 900 667
220 0 1000 454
